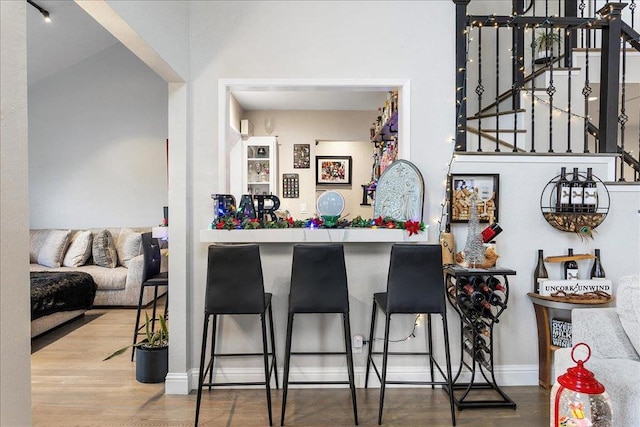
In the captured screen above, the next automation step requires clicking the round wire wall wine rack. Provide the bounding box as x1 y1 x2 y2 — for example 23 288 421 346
540 171 609 233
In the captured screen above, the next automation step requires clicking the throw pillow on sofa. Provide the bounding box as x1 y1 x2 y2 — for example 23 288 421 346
29 229 51 263
37 229 71 268
92 229 118 268
63 230 93 268
115 228 142 268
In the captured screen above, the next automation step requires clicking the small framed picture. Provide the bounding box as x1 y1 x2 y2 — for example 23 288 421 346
316 156 352 185
449 174 499 223
293 144 310 169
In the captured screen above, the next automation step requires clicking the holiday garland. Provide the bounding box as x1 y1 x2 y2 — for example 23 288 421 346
213 214 425 236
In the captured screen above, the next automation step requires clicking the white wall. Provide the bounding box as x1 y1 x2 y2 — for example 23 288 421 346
104 0 189 81
188 0 457 388
28 43 168 229
244 110 377 219
0 1 32 424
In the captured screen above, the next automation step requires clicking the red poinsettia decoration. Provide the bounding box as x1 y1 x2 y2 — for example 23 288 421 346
404 220 420 236
374 216 385 226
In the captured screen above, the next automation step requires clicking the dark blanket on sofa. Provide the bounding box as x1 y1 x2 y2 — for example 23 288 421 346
31 272 97 320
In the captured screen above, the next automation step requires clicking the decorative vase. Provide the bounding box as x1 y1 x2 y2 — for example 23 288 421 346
136 345 168 383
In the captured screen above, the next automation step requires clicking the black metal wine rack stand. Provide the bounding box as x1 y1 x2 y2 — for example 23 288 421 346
443 266 517 409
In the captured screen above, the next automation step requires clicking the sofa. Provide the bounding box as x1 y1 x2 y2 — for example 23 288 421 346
29 227 167 307
554 274 640 427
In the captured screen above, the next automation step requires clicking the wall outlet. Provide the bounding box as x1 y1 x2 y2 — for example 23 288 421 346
300 203 307 214
352 335 363 353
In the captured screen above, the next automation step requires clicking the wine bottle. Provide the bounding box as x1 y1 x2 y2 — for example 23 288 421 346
481 223 503 243
475 300 497 321
463 339 491 370
570 168 584 213
533 249 549 293
556 167 571 212
583 167 598 213
590 249 606 279
456 294 476 313
461 284 486 305
485 276 506 293
469 275 487 290
563 248 579 280
486 292 506 308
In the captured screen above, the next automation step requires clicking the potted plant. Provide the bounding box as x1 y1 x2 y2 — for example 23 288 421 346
533 30 561 63
104 312 169 383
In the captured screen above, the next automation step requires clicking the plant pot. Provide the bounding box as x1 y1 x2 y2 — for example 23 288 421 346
135 345 168 383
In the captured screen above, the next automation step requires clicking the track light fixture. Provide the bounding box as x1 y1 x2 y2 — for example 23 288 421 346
27 0 51 22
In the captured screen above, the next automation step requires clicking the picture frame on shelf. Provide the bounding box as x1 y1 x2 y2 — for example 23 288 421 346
449 173 499 223
316 156 352 185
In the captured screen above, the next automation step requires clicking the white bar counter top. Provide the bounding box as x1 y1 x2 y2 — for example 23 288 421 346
200 227 429 243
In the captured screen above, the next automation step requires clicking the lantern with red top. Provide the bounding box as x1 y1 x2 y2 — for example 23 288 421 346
551 343 612 427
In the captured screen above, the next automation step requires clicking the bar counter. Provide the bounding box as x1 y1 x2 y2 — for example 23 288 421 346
200 227 429 243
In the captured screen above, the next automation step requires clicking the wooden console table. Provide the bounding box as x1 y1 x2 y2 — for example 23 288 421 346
527 292 613 389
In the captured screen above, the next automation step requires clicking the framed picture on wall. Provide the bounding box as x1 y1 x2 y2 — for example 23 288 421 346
293 144 310 169
316 156 352 185
448 173 499 223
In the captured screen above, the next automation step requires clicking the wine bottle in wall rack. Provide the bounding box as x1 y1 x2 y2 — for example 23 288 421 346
583 167 598 213
556 167 571 212
563 248 579 280
570 168 584 213
533 249 548 293
590 249 606 279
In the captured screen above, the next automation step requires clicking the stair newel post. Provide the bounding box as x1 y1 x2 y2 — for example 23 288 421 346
566 26 573 153
598 2 625 156
563 0 578 68
477 26 484 152
530 24 537 152
495 21 501 152
455 0 470 152
512 0 525 112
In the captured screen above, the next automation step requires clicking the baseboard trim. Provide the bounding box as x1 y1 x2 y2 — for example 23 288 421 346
168 364 540 393
165 372 191 395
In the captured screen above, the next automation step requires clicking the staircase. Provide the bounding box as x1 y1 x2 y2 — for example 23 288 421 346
455 0 640 182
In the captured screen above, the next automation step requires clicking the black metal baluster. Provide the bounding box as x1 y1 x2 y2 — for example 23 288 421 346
618 39 628 181
582 25 592 153
567 27 573 153
495 22 500 151
476 26 484 152
579 0 586 48
547 25 556 152
630 0 636 27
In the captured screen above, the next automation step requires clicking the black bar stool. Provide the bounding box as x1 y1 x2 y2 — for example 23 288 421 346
194 244 278 426
131 232 168 361
280 243 358 426
364 244 456 426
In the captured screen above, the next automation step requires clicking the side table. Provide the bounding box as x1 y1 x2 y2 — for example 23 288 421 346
527 292 614 388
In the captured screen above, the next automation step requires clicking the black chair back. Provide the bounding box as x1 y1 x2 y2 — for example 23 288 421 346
386 244 445 314
141 232 162 282
289 244 349 313
205 244 266 314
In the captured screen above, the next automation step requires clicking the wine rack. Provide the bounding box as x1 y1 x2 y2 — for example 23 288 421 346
443 266 517 409
539 170 609 233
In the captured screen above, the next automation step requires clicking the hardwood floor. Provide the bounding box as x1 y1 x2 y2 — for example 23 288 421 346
31 302 550 426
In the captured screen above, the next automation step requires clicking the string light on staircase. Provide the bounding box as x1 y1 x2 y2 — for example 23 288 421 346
521 90 591 121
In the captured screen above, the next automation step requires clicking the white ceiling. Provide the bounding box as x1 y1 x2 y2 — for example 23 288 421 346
27 0 118 85
25 1 384 111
